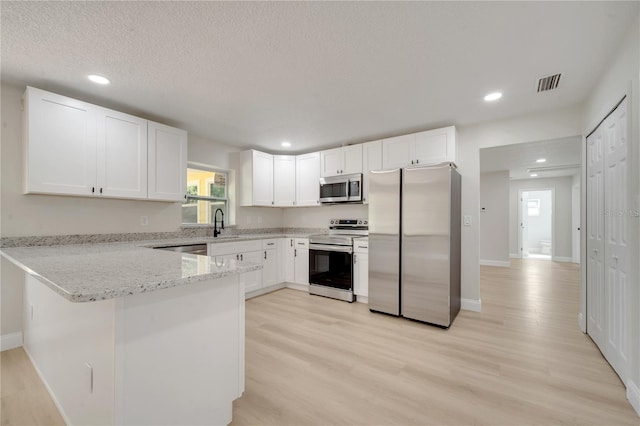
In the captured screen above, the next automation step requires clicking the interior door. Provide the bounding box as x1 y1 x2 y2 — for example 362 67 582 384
586 125 606 351
602 100 628 382
572 184 581 263
519 192 530 258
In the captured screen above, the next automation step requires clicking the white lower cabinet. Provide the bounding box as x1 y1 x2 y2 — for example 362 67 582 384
293 238 309 285
209 237 309 293
353 238 369 299
283 237 296 283
208 240 262 294
262 240 278 288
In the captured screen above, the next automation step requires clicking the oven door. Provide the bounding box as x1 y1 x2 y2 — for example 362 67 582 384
309 244 353 291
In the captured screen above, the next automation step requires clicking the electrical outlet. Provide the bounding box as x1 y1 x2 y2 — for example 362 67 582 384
140 216 149 226
463 215 472 226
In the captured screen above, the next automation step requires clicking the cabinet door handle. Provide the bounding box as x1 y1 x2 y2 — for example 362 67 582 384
264 251 267 260
294 249 297 257
100 188 103 194
354 254 357 264
272 201 274 205
184 194 187 200
241 254 243 261
416 159 419 164
290 239 293 247
236 254 239 260
411 160 414 165
337 170 339 174
91 187 95 193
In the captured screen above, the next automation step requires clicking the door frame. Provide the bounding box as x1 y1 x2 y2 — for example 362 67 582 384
572 183 581 264
518 187 555 260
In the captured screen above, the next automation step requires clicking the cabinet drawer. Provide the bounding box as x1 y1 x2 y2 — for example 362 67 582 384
262 239 278 249
354 238 369 252
294 238 309 249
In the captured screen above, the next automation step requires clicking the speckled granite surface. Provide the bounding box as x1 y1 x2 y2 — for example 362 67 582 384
0 231 319 303
0 227 325 248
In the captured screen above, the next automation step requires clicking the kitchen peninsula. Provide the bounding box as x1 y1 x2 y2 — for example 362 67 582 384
1 241 261 425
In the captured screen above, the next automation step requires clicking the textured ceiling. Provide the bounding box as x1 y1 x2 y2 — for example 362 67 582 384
480 137 582 180
1 1 638 154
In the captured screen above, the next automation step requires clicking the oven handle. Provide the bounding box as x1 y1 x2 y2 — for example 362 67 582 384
309 244 353 253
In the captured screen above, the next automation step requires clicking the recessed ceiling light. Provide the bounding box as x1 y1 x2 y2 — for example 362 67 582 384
281 141 291 147
88 74 110 85
483 92 502 102
536 158 547 163
530 173 538 177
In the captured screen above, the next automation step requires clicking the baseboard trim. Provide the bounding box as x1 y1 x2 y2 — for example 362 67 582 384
356 295 368 304
480 259 510 268
509 253 521 259
285 283 309 292
627 380 640 417
24 345 72 425
245 283 286 300
553 256 573 263
461 298 482 312
0 332 23 351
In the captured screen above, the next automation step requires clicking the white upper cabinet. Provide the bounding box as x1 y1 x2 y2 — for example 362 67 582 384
382 126 456 169
414 126 456 165
97 108 148 199
320 145 363 177
381 134 413 170
240 150 274 206
23 87 188 202
147 121 188 202
273 155 296 206
23 86 98 196
362 140 382 204
295 152 320 206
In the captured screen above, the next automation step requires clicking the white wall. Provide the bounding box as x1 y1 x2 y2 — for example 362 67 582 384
456 105 584 304
581 12 640 407
509 177 573 260
479 171 509 265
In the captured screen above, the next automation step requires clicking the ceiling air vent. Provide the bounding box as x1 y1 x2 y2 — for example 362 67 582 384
537 73 561 92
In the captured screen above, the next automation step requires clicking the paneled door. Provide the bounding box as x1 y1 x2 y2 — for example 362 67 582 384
602 100 628 382
586 97 628 384
586 125 605 350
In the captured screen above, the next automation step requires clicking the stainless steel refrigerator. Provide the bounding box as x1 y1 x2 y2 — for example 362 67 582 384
368 163 461 328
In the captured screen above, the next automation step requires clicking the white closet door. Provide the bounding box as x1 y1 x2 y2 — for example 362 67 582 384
586 126 605 350
602 100 628 382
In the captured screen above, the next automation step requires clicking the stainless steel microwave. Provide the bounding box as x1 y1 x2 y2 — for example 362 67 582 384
319 173 363 204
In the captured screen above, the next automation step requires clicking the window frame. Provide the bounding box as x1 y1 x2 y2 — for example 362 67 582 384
182 163 229 225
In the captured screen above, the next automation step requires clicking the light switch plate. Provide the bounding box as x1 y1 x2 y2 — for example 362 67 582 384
463 215 472 226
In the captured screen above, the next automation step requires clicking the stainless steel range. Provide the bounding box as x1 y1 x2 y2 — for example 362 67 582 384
309 218 368 302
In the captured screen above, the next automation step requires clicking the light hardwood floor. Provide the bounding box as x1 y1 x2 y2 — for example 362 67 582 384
1 260 638 425
232 260 638 425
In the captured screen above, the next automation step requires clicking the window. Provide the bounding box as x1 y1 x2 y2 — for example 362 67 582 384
182 167 228 225
527 199 540 217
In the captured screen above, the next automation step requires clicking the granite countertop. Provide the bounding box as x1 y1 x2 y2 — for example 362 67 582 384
0 233 314 303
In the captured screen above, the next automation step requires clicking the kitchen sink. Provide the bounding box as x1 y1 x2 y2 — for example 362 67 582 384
154 243 207 255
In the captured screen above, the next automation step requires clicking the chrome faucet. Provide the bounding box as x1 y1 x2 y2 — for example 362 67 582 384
213 208 224 237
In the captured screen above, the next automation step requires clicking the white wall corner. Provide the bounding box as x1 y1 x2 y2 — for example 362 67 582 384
626 380 640 417
0 332 23 351
285 283 309 292
356 296 369 304
552 256 573 263
578 313 586 333
480 259 511 268
509 253 521 259
461 298 482 312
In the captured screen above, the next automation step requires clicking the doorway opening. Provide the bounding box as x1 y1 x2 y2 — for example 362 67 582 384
519 189 553 260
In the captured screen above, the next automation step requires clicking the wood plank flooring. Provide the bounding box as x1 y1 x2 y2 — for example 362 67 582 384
1 260 637 425
232 260 637 425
